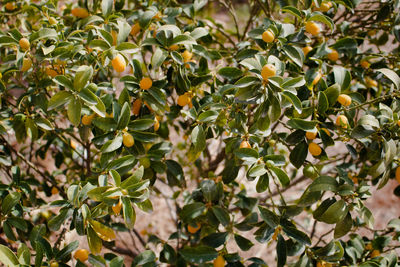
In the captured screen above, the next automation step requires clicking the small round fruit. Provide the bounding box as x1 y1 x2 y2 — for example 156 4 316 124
370 250 380 258
70 140 78 150
5 2 15 11
187 223 201 234
365 77 377 88
51 187 59 195
240 140 251 149
262 29 275 43
319 2 332 12
309 142 322 157
46 66 58 77
336 115 348 128
397 120 400 127
50 262 59 267
111 54 126 73
49 17 57 25
303 164 318 179
395 166 400 184
182 50 193 62
139 77 152 90
213 255 225 267
123 132 134 147
19 38 30 51
139 157 151 168
177 94 190 107
82 114 94 125
74 249 89 262
169 44 179 51
71 7 89 19
112 200 122 214
365 243 373 251
261 64 276 81
303 46 313 56
130 23 141 35
305 21 321 36
312 72 322 85
327 49 339 61
21 58 32 71
306 131 317 140
337 94 351 106
361 60 370 69
132 99 142 116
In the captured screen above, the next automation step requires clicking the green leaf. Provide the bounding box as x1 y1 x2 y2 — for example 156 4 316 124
248 164 268 178
74 66 93 92
171 34 196 45
282 91 302 113
201 180 217 202
234 234 254 251
334 212 352 238
132 250 156 266
280 221 311 245
256 174 269 193
151 47 168 69
277 235 287 267
211 206 230 226
324 84 340 106
90 220 116 241
201 232 229 248
308 176 338 192
67 97 82 126
198 110 219 122
191 125 206 153
54 75 73 90
377 68 400 89
0 245 19 266
55 240 79 261
308 12 334 31
287 119 318 131
48 208 71 231
1 192 21 214
282 6 302 19
122 197 136 229
48 91 73 110
333 67 351 91
258 206 279 228
270 166 290 187
101 0 113 17
117 102 130 130
180 202 206 222
179 246 218 264
101 134 123 153
282 45 304 67
317 91 329 113
235 148 259 162
218 67 243 80
289 141 307 169
30 28 57 42
79 87 99 105
319 199 348 224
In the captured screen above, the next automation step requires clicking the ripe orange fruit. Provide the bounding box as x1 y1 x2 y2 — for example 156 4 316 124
240 140 251 148
336 115 348 128
397 120 400 127
82 114 95 125
213 255 225 267
327 49 339 61
261 64 276 81
312 72 322 85
153 12 162 20
337 94 351 106
139 77 152 90
262 29 275 43
71 7 89 19
49 17 57 25
361 60 370 69
70 140 78 150
50 262 59 267
177 93 190 107
305 21 321 36
19 38 30 51
182 50 193 63
154 117 160 131
370 250 380 258
51 187 59 195
303 46 313 56
309 142 322 156
112 200 122 214
187 223 201 234
133 99 142 116
74 249 89 262
365 77 377 88
21 58 32 72
169 44 179 51
130 23 141 36
46 66 59 77
5 2 15 11
365 243 373 251
306 131 317 140
123 132 134 147
111 54 126 73
395 166 400 184
319 2 332 12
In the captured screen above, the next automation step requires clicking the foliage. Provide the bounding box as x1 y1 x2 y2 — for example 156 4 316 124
0 0 400 266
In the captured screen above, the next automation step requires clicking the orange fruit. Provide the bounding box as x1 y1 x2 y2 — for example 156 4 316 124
240 140 251 148
370 250 380 258
19 38 30 51
365 243 373 251
327 49 339 61
153 12 162 20
21 58 32 71
50 262 59 267
312 72 322 85
132 99 142 116
51 187 59 195
397 120 400 127
46 66 59 77
319 2 332 12
177 93 190 107
305 21 321 36
306 131 317 140
123 132 134 147
154 117 160 131
71 7 89 18
130 23 141 35
361 60 370 69
187 223 201 234
112 200 122 214
182 50 193 63
321 128 331 136
70 140 78 150
5 2 15 11
365 77 377 88
49 17 57 25
337 94 351 106
303 46 313 56
169 44 179 51
336 115 348 128
213 255 225 267
139 77 152 90
309 142 322 156
111 54 126 73
82 114 95 125
262 29 275 43
74 249 89 262
395 166 400 184
261 64 276 81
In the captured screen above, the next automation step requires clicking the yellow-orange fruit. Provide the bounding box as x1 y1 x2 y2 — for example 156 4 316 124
319 2 332 12
303 46 313 56
321 128 331 136
21 58 32 71
154 117 160 131
123 132 134 147
240 140 251 149
370 250 380 258
397 120 400 127
49 17 57 25
327 49 339 61
132 99 142 116
177 94 190 107
50 262 59 267
306 131 317 140
46 66 59 77
213 255 225 267
395 166 400 184
365 243 373 251
337 94 351 106
51 187 59 195
182 50 193 63
365 77 377 88
312 72 322 85
139 77 152 90
82 114 94 125
153 12 162 20
70 140 78 150
305 21 321 36
111 54 126 73
169 44 179 51
309 142 322 156
130 23 141 35
361 60 370 69
74 249 89 262
336 115 348 128
5 2 15 11
112 200 122 214
262 29 275 43
261 64 276 81
71 7 89 18
19 38 30 51
187 223 201 234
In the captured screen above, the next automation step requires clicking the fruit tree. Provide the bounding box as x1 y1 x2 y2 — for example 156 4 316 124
1 0 400 266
